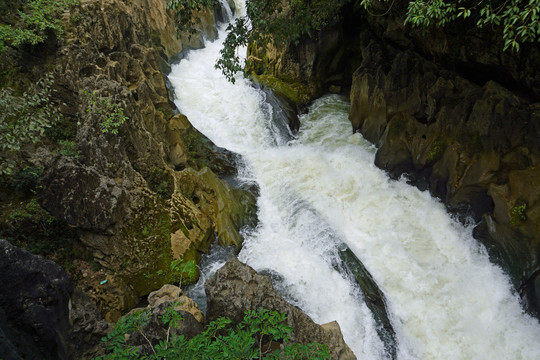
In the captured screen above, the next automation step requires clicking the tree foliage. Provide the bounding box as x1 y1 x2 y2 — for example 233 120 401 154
0 73 61 175
0 0 78 52
95 307 330 359
359 0 540 51
216 0 349 82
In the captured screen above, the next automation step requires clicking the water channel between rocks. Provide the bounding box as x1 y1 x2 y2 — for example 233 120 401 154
168 2 540 358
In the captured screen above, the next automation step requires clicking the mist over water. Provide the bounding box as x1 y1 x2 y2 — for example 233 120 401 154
168 3 540 358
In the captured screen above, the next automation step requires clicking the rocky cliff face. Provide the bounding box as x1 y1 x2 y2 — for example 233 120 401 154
347 8 540 316
252 2 540 315
1 0 255 323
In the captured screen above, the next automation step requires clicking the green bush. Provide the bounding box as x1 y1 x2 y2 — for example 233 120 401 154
0 73 61 175
95 307 331 360
510 202 527 226
0 0 78 52
58 139 80 159
11 166 44 194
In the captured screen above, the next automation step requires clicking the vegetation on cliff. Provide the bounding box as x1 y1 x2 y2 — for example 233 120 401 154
0 0 78 52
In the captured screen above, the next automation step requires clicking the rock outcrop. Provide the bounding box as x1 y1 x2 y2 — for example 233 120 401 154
346 21 540 315
68 288 112 359
205 258 356 360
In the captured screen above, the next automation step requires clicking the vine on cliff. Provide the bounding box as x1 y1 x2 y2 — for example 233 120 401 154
0 73 61 175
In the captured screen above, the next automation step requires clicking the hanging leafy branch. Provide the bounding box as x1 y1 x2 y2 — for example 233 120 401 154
359 0 540 52
166 0 220 36
216 0 351 82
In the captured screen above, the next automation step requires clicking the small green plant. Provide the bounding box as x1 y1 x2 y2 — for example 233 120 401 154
0 73 61 175
81 90 128 135
426 139 444 163
95 306 331 359
146 167 173 199
170 259 197 286
59 139 80 159
143 259 198 286
0 0 78 52
510 202 527 226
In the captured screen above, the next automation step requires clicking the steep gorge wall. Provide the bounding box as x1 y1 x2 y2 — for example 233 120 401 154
253 1 540 315
1 0 255 324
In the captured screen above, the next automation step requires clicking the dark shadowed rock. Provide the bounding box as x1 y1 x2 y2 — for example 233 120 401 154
205 258 356 360
0 239 73 360
68 288 112 359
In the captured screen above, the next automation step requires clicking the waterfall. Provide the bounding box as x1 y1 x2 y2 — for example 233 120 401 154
168 3 540 359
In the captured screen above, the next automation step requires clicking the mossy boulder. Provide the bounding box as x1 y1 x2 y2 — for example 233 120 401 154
176 167 257 249
250 73 312 107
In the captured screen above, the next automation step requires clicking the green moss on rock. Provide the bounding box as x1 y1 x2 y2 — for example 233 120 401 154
251 74 312 106
426 139 444 164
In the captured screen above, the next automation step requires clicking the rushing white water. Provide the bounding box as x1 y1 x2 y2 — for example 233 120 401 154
169 3 540 359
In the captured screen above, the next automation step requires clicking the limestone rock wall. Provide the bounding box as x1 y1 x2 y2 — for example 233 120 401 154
346 12 540 315
0 0 255 322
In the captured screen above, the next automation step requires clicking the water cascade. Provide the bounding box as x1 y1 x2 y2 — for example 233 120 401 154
168 2 540 358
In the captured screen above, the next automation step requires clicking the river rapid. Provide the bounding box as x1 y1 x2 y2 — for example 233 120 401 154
168 2 540 358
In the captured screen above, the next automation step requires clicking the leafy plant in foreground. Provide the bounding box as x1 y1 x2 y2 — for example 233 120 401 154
95 307 331 359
